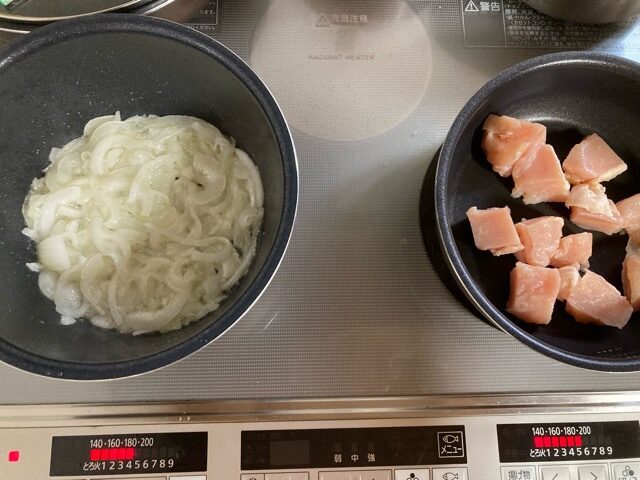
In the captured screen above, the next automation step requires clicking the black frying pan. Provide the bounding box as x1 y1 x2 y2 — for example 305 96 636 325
434 51 640 371
0 14 298 379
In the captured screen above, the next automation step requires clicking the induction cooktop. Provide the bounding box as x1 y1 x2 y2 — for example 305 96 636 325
2 0 640 405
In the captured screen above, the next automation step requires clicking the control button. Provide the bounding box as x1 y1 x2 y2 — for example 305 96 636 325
395 468 430 480
359 470 392 480
437 431 465 458
241 475 265 480
432 468 467 480
612 463 640 480
93 478 165 480
319 471 391 480
319 473 349 480
265 474 309 480
578 465 607 480
502 465 536 480
540 466 571 480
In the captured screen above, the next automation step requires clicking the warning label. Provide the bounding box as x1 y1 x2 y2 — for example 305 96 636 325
465 1 479 12
461 0 505 46
316 13 330 27
462 0 640 48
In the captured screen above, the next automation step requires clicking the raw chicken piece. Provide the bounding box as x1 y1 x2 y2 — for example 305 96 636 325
466 206 523 256
511 144 570 204
481 114 546 177
629 231 640 252
562 133 627 184
507 262 561 325
514 216 564 267
622 254 640 311
566 182 624 234
630 229 640 246
549 232 593 270
565 270 633 329
566 183 614 216
623 235 640 311
570 200 624 235
616 193 640 236
557 266 580 302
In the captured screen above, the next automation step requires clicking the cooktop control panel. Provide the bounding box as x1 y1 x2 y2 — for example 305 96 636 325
1 399 640 480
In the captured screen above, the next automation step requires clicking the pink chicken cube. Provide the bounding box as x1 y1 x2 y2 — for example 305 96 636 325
507 262 561 325
570 201 624 235
549 232 593 270
567 184 624 235
622 254 640 311
557 266 580 302
511 144 570 204
616 193 640 236
622 236 640 311
562 134 627 184
466 206 523 256
566 183 615 216
514 216 564 267
565 270 633 329
481 114 546 177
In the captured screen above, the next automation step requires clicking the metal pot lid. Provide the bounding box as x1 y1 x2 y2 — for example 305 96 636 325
0 0 155 23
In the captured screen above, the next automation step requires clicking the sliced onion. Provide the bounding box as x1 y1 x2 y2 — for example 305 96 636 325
37 235 71 272
32 186 82 241
23 113 263 334
38 271 58 300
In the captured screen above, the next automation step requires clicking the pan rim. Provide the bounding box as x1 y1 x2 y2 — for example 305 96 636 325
435 50 640 373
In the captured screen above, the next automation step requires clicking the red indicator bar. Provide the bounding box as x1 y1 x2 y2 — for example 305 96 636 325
543 436 552 448
559 436 567 447
575 435 583 447
88 447 135 463
8 451 20 463
534 436 544 448
551 436 559 447
567 436 575 447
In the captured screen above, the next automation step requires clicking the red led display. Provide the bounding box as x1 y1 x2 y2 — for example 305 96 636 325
533 435 586 449
52 432 207 477
90 448 136 462
8 451 20 463
500 422 640 464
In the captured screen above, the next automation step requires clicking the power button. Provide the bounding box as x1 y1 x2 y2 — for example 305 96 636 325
395 468 430 480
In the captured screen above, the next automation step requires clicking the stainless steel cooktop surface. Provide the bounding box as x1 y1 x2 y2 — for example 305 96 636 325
3 0 640 405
